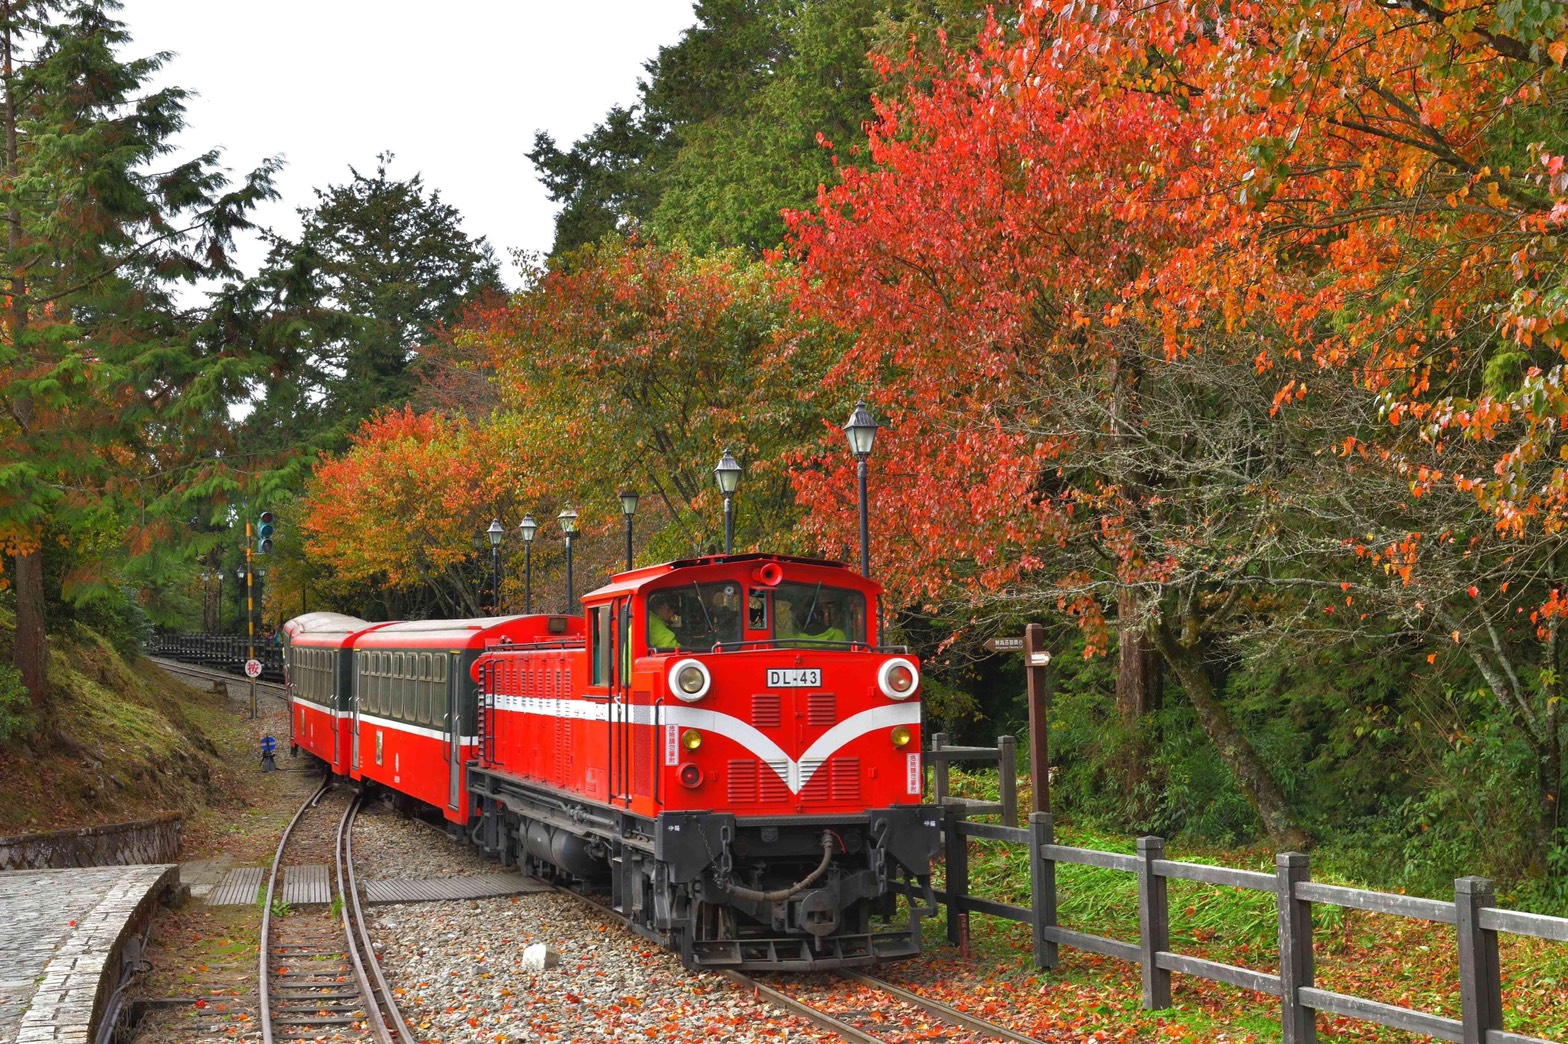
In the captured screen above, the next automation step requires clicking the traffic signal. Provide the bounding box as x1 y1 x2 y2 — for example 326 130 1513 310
257 511 276 554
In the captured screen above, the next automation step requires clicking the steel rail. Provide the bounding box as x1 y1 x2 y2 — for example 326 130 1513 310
341 794 418 1044
149 656 289 702
841 971 1050 1044
539 880 895 1044
333 795 397 1044
722 971 890 1044
258 777 330 1044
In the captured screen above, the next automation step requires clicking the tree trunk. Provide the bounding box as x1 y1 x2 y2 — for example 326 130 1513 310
1150 619 1308 850
13 549 45 707
1116 585 1161 796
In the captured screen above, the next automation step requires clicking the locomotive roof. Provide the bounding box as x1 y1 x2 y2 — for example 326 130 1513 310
582 552 869 602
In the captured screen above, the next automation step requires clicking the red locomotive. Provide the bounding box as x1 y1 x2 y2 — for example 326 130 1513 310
282 552 939 970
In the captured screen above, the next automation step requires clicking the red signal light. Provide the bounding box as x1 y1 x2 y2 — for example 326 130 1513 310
678 764 703 788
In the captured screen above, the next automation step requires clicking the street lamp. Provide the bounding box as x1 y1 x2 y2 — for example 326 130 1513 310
558 505 579 609
844 401 879 579
618 490 639 572
714 449 742 555
487 518 504 614
518 514 537 613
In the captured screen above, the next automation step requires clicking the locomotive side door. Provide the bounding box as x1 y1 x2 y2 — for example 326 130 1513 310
609 596 634 807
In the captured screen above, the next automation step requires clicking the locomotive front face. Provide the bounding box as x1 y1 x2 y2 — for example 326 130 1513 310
469 556 941 971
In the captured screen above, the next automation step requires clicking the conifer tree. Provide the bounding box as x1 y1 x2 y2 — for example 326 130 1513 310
0 0 276 711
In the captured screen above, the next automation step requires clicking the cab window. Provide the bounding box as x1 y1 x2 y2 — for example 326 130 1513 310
772 582 867 645
589 606 611 685
645 581 744 651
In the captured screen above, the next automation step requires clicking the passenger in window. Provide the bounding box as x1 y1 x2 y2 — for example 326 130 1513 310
648 593 680 651
798 601 848 644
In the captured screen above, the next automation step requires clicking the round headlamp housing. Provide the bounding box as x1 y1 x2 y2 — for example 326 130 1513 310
669 658 712 702
878 657 919 700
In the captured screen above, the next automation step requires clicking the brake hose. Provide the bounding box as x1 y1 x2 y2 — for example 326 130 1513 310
720 831 836 902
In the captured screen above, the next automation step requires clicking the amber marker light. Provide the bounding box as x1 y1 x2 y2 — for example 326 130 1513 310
681 728 704 751
891 725 913 748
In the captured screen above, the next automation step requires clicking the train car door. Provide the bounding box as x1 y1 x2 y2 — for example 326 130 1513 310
609 596 634 807
446 650 462 812
350 650 363 771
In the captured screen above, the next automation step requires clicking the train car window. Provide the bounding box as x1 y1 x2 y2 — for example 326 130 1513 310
748 591 769 631
617 601 630 685
589 607 610 686
434 656 447 683
644 581 744 651
418 653 431 681
772 582 867 645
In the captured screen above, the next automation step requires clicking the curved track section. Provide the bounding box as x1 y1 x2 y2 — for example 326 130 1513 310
259 783 414 1044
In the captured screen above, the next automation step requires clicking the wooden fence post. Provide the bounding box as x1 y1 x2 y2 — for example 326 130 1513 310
1456 876 1503 1044
1136 836 1172 1009
1276 852 1316 1044
932 732 950 806
944 803 969 948
1030 811 1057 969
998 734 1018 827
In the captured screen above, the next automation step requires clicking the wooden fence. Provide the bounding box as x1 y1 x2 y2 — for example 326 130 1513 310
928 732 1019 826
914 806 1568 1044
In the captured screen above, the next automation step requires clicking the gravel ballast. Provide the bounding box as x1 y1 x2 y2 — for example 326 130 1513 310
369 893 833 1043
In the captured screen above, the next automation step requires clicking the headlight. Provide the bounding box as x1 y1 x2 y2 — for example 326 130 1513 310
878 657 919 700
669 658 711 702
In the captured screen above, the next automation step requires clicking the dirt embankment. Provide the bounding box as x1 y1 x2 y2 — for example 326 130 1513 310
0 618 246 835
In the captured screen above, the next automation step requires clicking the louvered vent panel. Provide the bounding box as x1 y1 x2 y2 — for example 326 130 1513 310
806 693 837 725
831 758 861 802
554 717 569 783
760 761 791 803
800 758 829 803
751 693 782 728
634 723 654 796
728 760 758 804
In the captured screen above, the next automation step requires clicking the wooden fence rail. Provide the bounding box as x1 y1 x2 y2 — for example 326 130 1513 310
928 732 1018 826
909 806 1567 1044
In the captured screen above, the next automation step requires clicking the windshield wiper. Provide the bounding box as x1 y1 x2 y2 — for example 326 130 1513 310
692 582 717 634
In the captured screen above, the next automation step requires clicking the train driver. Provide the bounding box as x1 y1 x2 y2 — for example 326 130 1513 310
798 599 848 644
648 592 680 650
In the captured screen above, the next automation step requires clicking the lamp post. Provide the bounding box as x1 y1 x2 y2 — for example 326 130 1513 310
618 490 639 572
519 514 537 613
558 505 579 609
844 401 879 579
487 518 504 614
714 449 742 555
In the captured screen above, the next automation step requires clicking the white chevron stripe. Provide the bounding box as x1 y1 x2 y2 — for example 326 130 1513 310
488 694 919 794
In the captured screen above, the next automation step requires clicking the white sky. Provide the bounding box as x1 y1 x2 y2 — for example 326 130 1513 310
121 0 699 284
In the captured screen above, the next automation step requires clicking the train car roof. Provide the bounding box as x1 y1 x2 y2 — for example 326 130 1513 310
582 552 869 602
282 613 397 649
352 615 574 651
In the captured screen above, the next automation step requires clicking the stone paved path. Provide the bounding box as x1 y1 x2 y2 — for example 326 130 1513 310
0 864 178 1044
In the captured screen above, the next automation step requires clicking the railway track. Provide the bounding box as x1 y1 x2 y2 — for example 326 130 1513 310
538 878 1045 1044
149 655 290 702
260 780 416 1044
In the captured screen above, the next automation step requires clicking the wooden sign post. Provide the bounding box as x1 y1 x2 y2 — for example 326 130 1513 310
1024 622 1052 814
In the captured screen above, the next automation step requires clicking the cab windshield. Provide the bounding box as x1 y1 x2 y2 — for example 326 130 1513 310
645 581 745 652
772 582 867 645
